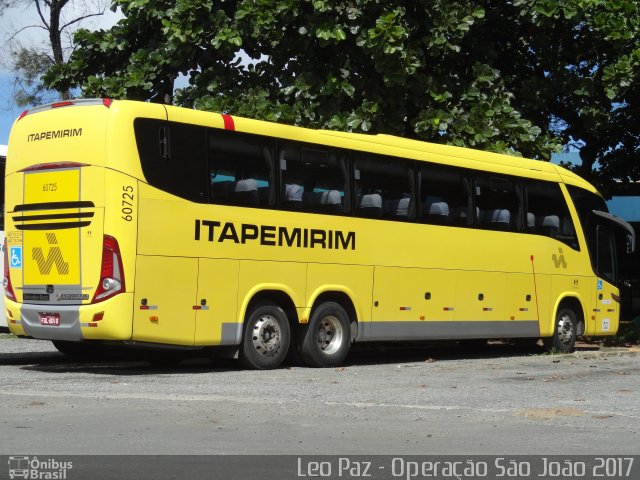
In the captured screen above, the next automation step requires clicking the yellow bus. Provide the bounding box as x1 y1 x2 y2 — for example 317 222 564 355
4 99 635 368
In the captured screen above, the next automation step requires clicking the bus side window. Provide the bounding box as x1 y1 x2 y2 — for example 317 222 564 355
353 154 414 220
526 181 578 250
135 119 208 203
208 130 276 208
475 175 521 232
419 165 471 226
279 142 349 214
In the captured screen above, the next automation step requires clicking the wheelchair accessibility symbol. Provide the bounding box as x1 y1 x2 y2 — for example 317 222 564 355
10 246 22 268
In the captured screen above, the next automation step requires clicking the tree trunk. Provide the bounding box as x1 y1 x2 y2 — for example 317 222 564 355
49 0 71 100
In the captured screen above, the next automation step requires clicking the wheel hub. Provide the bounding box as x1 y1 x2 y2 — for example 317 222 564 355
315 315 344 355
557 314 575 345
251 315 281 357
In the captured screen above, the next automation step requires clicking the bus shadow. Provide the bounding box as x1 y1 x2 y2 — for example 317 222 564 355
343 339 602 366
13 339 605 375
17 351 240 375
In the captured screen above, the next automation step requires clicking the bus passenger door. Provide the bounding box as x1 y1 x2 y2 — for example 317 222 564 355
194 259 240 346
592 226 619 335
132 256 197 345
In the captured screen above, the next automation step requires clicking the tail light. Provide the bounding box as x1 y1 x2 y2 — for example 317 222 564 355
92 235 125 303
3 239 16 301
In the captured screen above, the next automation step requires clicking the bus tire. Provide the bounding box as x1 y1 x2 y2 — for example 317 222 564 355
240 302 290 370
544 306 578 353
300 302 351 368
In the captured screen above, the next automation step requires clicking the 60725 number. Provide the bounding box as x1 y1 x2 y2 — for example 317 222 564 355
122 185 135 221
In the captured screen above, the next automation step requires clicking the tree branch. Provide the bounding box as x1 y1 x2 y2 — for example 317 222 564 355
61 10 106 31
7 23 49 43
34 0 50 30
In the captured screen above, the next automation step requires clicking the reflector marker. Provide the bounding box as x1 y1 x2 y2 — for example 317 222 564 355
483 307 493 312
139 305 158 310
399 306 411 311
193 305 210 310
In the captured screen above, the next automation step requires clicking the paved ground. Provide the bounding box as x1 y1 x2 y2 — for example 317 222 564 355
0 335 638 455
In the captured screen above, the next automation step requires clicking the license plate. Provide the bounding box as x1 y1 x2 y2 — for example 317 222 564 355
40 313 60 326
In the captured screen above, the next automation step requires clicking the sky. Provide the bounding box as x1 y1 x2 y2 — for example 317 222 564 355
0 72 21 146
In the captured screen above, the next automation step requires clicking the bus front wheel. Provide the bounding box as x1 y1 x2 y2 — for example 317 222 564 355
300 302 351 368
544 307 578 353
240 302 290 369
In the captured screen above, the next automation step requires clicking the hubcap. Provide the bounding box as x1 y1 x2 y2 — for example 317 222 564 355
557 313 575 345
251 315 282 357
315 315 344 355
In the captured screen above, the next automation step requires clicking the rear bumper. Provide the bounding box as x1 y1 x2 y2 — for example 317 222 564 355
6 293 133 341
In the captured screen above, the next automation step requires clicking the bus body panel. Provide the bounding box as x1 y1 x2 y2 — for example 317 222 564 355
132 254 198 345
195 258 240 346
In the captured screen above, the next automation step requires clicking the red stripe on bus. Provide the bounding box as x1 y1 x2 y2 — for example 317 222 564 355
221 114 235 131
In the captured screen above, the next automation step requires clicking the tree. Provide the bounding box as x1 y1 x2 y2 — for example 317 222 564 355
1 0 109 105
469 0 640 193
45 0 640 189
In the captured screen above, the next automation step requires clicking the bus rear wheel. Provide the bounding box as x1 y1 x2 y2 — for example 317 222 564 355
300 302 351 368
544 306 578 353
240 302 290 369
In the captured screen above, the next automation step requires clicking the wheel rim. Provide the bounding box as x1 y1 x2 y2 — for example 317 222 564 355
556 313 575 345
314 315 344 355
251 315 282 357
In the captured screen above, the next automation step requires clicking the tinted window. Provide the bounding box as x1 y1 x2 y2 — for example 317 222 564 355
208 130 275 207
526 181 578 249
135 119 208 203
597 226 617 284
475 175 521 231
419 165 471 226
353 154 414 219
567 185 608 230
279 142 349 214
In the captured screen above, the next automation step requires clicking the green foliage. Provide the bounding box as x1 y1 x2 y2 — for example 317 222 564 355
604 317 640 346
45 0 640 178
11 48 56 106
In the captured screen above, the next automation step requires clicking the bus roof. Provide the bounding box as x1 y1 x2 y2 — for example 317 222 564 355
10 98 598 194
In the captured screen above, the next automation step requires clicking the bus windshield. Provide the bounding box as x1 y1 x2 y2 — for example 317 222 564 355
568 185 635 285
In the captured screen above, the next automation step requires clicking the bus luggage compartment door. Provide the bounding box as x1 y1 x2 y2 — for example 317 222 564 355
132 255 197 345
